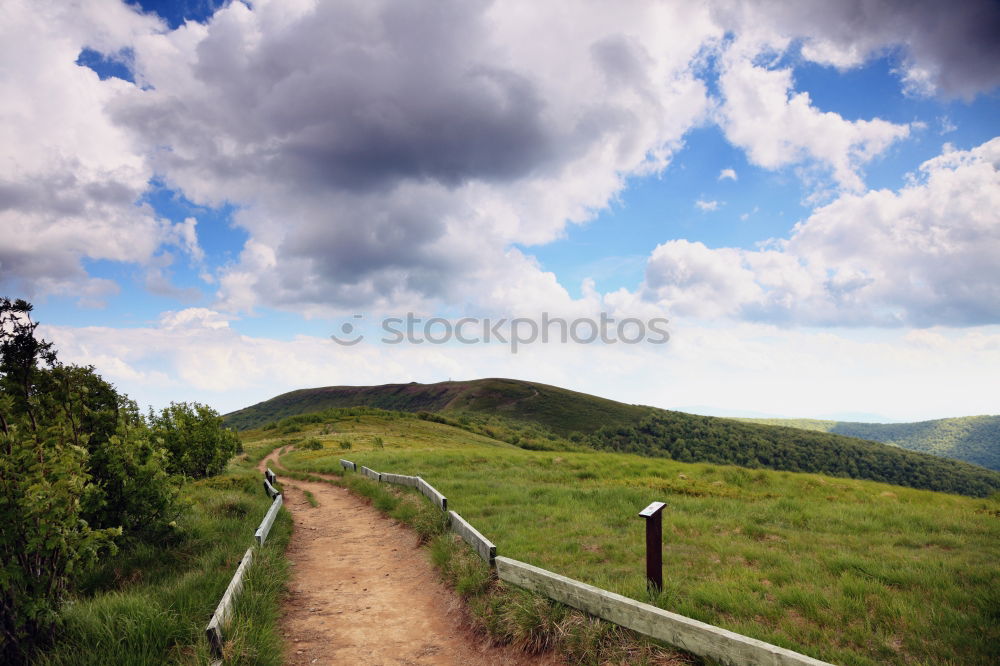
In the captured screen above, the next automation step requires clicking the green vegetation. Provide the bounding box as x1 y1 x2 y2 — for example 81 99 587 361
35 465 291 666
264 411 1000 666
590 410 1000 497
226 379 1000 497
150 402 241 479
1 298 282 664
740 416 1000 472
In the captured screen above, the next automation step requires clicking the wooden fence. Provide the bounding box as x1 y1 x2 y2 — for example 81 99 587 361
339 458 834 666
205 468 284 662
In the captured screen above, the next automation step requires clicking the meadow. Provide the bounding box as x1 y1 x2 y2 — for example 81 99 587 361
260 410 1000 666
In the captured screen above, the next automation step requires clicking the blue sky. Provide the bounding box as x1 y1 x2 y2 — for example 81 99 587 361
2 0 999 420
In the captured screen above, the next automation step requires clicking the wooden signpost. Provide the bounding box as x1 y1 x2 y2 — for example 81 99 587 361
638 501 666 592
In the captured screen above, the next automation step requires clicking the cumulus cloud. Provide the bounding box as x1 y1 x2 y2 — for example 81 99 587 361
4 0 999 325
638 138 1000 326
695 199 722 211
711 0 1000 99
715 47 911 193
0 1 173 302
105 0 717 314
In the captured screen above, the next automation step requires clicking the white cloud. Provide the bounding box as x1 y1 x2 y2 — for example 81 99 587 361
716 45 911 193
695 199 722 211
638 138 1000 326
40 310 1000 421
718 168 738 181
0 1 170 302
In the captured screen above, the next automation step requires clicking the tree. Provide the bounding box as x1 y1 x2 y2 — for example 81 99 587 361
0 299 120 663
150 402 239 478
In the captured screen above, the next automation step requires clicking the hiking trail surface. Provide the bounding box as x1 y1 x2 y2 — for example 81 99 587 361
260 451 558 665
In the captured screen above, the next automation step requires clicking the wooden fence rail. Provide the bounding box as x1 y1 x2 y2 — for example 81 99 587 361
495 557 833 666
205 547 254 658
360 465 381 482
206 468 286 660
415 477 447 512
381 472 419 488
449 511 495 564
255 494 283 546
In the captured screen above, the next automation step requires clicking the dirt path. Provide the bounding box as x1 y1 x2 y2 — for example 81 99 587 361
260 452 556 665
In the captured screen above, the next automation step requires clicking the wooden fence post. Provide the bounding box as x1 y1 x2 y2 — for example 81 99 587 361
639 501 665 592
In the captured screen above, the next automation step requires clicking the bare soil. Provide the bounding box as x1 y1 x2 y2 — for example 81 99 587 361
261 452 557 665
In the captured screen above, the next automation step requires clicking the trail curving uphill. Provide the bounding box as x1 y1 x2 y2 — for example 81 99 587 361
260 451 554 665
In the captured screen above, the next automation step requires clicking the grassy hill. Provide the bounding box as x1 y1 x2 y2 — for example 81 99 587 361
739 416 1000 472
248 410 1000 665
226 379 1000 497
224 378 652 434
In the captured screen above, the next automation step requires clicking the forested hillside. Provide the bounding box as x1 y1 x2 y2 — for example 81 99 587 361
739 416 1000 471
590 411 1000 497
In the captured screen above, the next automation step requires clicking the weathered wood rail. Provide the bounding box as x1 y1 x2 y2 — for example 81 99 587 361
255 494 283 546
496 557 832 666
206 547 254 658
338 457 836 666
205 466 285 661
449 510 495 564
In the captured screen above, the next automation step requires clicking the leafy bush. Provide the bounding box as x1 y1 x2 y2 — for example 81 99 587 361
302 438 323 450
149 402 240 479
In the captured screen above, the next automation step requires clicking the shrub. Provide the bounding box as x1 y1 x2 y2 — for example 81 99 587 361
149 402 239 479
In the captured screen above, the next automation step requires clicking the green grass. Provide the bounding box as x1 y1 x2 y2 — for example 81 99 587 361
274 413 1000 666
34 450 291 665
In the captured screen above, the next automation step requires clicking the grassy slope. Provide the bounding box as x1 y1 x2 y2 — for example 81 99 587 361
261 411 1000 666
224 378 651 434
225 379 1000 497
34 448 291 666
739 416 1000 472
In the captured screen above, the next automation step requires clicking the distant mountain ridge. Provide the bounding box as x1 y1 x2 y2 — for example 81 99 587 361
737 416 1000 472
224 378 1000 497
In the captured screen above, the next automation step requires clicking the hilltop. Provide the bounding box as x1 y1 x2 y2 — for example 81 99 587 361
224 378 1000 497
224 378 651 434
739 416 1000 472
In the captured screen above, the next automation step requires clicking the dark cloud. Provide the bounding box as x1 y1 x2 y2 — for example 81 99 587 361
715 0 1000 98
121 0 575 195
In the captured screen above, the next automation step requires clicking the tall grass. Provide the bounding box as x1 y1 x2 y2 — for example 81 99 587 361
34 460 291 665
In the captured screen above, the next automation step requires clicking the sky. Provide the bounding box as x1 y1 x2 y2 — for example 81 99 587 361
2 0 999 422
